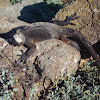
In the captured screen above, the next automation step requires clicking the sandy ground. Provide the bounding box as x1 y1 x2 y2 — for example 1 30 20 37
0 0 11 9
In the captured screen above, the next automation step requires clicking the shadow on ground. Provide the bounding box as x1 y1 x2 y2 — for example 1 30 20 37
18 2 62 23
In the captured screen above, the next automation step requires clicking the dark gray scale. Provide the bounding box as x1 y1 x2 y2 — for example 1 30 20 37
13 26 52 63
21 26 52 48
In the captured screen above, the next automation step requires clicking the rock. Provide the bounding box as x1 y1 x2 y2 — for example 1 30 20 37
29 39 80 99
31 39 81 76
0 37 80 75
0 17 29 33
0 37 81 99
0 38 10 68
0 0 44 33
0 0 61 33
54 0 100 44
0 37 26 68
0 0 44 18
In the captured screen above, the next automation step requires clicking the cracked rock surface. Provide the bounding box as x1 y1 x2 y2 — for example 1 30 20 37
54 0 100 45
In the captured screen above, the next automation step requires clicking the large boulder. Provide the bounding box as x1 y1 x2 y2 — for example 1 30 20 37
0 37 81 99
0 37 81 75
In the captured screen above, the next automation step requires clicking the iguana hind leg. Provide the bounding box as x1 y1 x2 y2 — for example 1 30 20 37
60 35 80 51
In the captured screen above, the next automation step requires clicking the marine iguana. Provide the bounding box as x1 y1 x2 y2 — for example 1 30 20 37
11 21 100 73
0 13 100 72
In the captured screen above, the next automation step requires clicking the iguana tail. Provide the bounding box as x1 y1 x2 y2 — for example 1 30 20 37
64 29 100 73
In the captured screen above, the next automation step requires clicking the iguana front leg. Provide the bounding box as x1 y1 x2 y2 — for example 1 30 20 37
18 45 36 63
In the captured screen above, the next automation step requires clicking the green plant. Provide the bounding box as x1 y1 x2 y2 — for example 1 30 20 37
0 68 18 99
48 62 100 99
29 83 39 100
44 0 63 5
9 0 22 5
